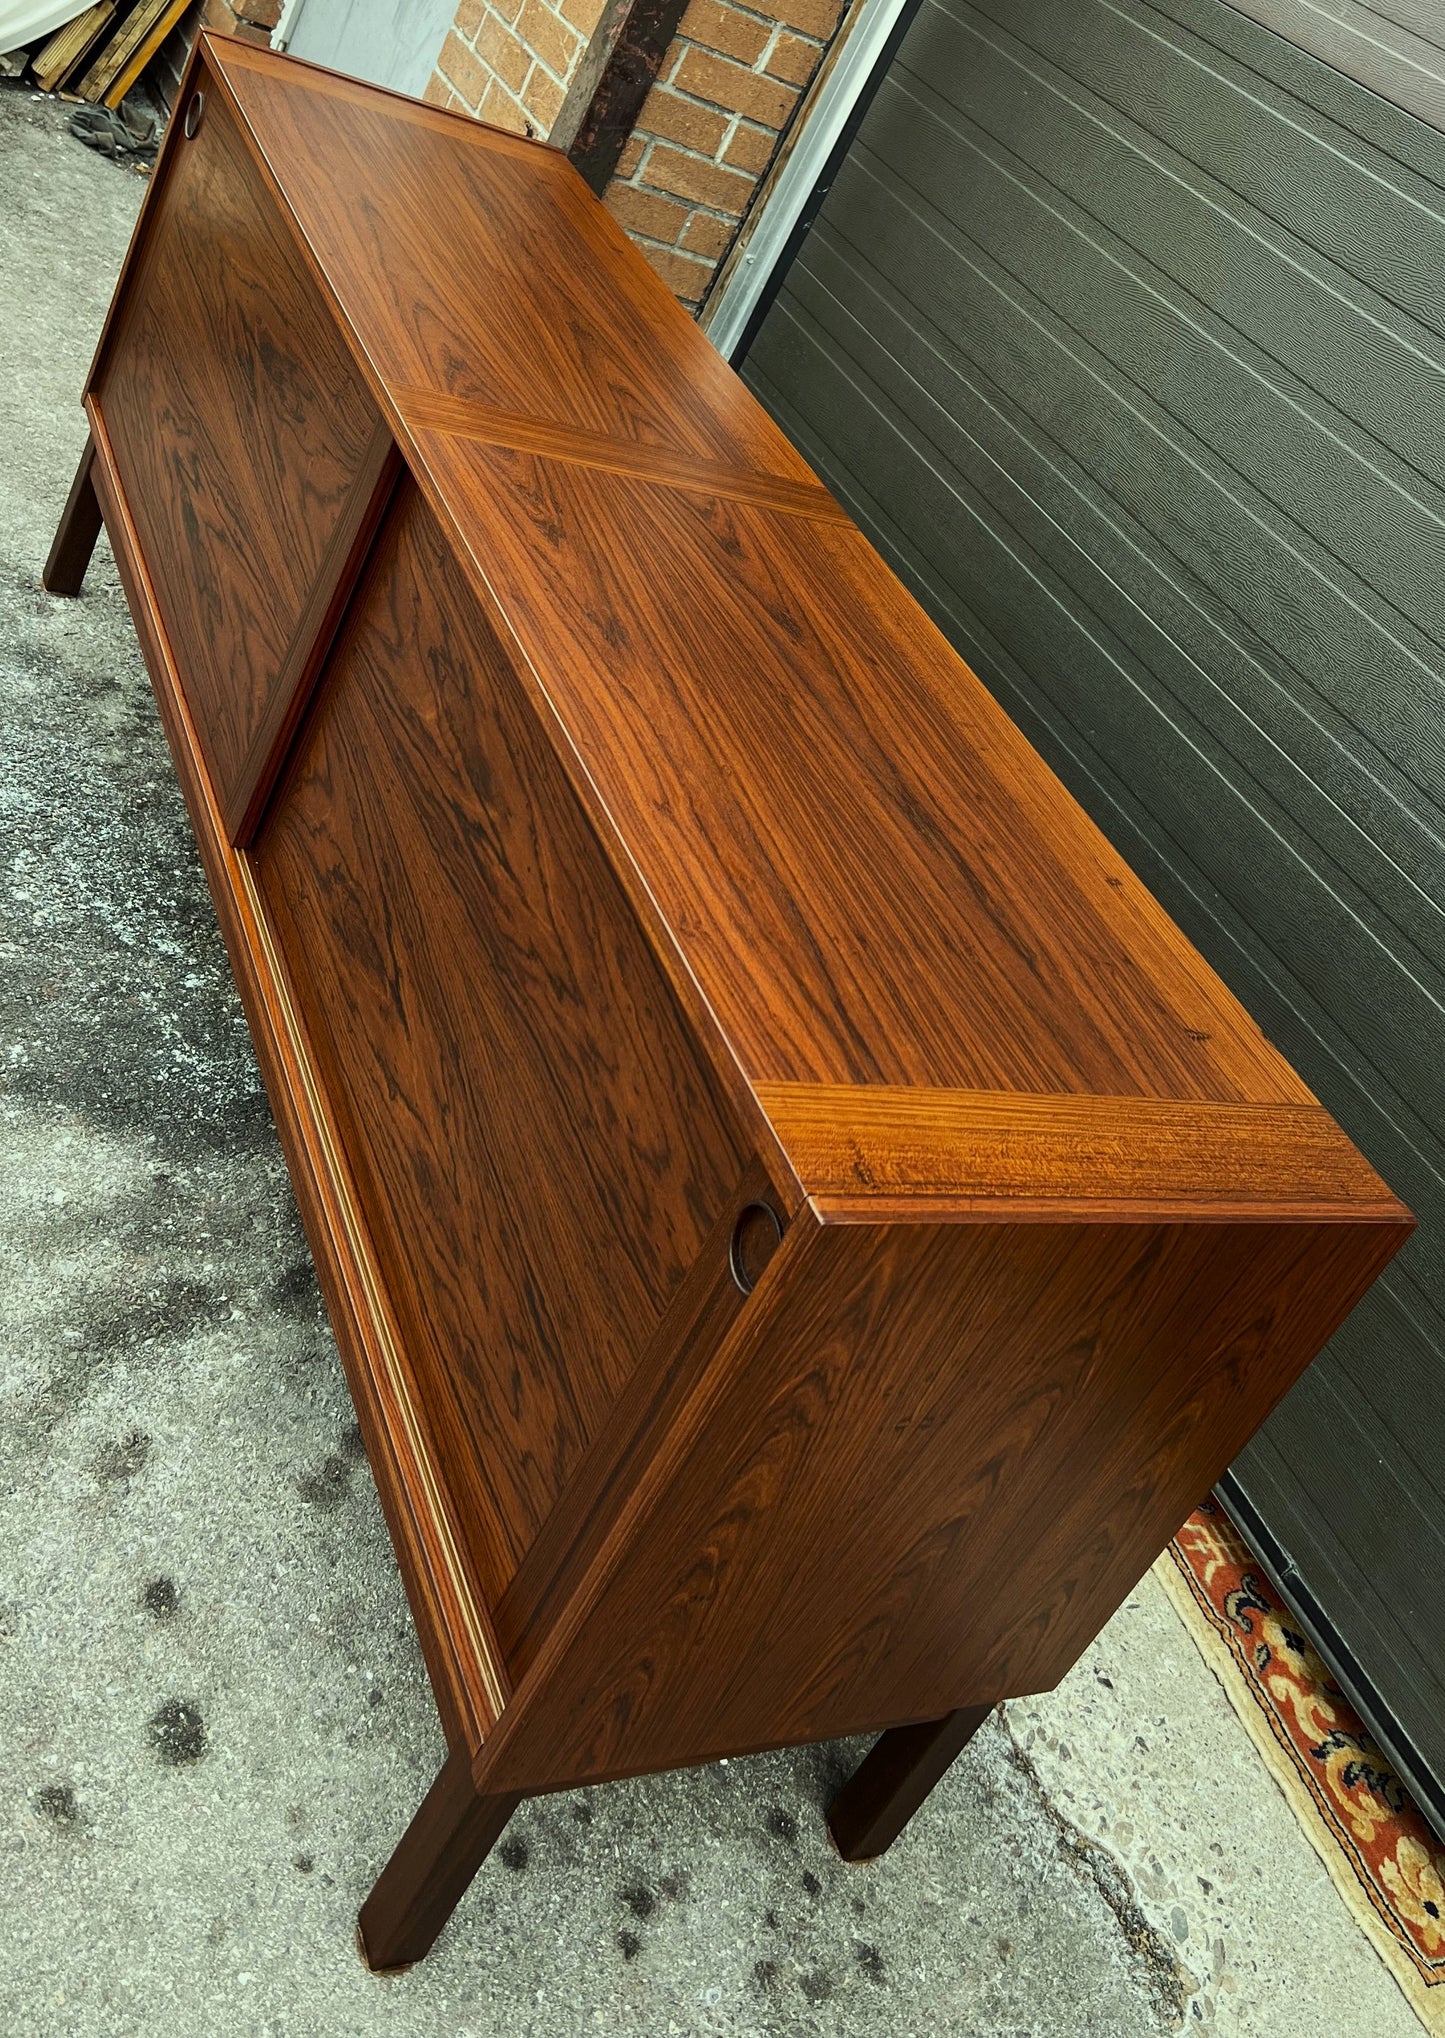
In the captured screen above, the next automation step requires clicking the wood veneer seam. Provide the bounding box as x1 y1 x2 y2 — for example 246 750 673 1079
491 1161 771 1672
237 862 512 1730
472 1204 822 1798
414 483 809 1216
395 385 854 523
86 402 511 1737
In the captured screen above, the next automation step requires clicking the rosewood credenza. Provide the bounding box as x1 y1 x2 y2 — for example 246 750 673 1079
48 32 1412 1969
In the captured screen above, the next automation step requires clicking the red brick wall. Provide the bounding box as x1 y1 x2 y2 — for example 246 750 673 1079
601 0 838 308
426 0 843 311
426 0 608 137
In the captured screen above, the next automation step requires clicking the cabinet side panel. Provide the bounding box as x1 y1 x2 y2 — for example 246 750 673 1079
94 70 380 810
252 482 749 1607
476 1209 1406 1792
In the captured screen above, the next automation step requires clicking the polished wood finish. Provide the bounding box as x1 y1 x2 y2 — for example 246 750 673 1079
214 38 813 480
96 77 381 817
83 404 510 1748
757 1084 1405 1221
468 1210 1403 1797
57 36 1412 1966
357 1746 521 1972
43 435 103 596
227 422 401 847
254 478 747 1601
393 384 850 521
402 435 1315 1107
827 1706 994 1863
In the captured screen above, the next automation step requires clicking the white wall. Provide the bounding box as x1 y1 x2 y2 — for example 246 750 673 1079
282 0 458 97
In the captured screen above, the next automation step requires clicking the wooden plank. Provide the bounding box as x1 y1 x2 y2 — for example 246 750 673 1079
75 0 168 100
33 0 115 93
101 0 194 107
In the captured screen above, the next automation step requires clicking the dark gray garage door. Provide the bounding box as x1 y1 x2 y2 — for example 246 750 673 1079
741 0 1445 1816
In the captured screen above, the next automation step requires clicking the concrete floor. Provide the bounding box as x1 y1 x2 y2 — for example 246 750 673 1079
0 79 1425 2038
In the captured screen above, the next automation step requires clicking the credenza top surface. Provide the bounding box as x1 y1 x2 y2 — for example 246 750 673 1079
214 43 812 483
140 42 1385 1185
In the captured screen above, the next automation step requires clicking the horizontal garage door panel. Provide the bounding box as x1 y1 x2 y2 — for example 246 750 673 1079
744 0 1445 1791
766 238 1445 945
969 0 1445 329
930 2 1445 506
764 225 1445 979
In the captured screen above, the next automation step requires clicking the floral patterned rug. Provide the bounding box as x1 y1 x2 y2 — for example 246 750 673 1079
1158 1499 1445 2032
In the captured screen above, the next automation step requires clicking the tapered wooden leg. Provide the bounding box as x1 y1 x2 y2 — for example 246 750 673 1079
44 435 104 596
827 1703 994 1862
357 1745 523 1972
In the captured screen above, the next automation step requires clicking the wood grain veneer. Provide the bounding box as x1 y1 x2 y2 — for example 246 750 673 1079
757 1085 1403 1220
53 33 1412 1967
254 479 748 1599
95 81 382 817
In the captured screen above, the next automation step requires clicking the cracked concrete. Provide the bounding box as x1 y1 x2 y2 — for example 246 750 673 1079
0 76 1425 2038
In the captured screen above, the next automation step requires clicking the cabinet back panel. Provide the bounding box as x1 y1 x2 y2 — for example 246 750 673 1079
253 481 747 1606
95 79 380 811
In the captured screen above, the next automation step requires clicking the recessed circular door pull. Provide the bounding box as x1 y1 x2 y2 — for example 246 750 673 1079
184 91 205 139
729 1201 784 1294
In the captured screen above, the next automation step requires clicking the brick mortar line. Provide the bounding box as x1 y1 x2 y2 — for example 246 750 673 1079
632 129 757 166
630 226 715 255
692 0 825 30
628 172 747 218
520 46 574 91
615 185 756 231
671 24 822 76
669 30 812 79
630 162 747 208
634 80 792 142
628 134 768 189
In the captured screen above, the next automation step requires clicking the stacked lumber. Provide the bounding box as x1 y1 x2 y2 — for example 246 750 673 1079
30 0 204 108
30 0 114 89
74 0 190 102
